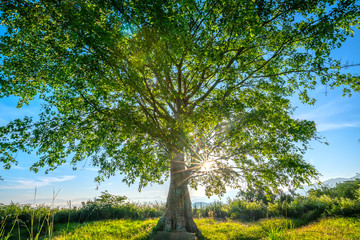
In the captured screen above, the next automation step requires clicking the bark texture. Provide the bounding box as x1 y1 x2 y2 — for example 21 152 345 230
156 147 202 238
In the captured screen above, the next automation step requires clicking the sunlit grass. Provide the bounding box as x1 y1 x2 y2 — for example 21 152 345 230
50 217 360 240
280 217 360 240
53 219 158 240
195 218 295 240
195 218 265 239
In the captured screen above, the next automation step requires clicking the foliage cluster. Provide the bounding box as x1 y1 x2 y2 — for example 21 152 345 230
2 0 360 199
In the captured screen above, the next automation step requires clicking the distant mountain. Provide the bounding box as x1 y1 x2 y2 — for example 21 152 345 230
298 173 360 194
321 173 360 187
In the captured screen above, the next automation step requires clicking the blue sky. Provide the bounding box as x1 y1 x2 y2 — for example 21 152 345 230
0 27 360 206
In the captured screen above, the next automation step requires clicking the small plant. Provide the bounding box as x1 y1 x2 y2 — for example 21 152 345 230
0 188 62 240
266 226 287 240
0 216 17 240
262 219 294 240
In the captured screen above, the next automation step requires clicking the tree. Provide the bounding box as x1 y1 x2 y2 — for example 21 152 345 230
236 186 277 204
1 0 359 237
95 190 128 206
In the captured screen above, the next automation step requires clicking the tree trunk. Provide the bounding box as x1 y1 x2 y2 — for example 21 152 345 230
156 146 202 238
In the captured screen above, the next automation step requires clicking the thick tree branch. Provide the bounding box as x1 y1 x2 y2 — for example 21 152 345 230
189 47 245 112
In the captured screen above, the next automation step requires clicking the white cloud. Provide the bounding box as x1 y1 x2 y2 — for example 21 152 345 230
293 96 360 132
0 176 75 190
294 98 350 122
83 167 100 172
11 165 25 170
317 122 360 132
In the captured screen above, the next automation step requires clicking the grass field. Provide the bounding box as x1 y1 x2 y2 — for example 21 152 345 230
48 217 360 240
4 175 360 239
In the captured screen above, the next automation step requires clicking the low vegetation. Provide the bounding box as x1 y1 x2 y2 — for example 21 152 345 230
1 179 359 239
193 178 360 223
54 219 158 240
33 217 360 240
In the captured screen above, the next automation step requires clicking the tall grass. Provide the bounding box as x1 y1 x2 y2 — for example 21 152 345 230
0 215 17 240
0 192 164 239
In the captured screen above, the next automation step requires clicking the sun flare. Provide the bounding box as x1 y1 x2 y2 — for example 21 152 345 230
200 161 215 172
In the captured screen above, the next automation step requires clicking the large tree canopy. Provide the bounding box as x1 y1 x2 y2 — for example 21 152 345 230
1 0 360 235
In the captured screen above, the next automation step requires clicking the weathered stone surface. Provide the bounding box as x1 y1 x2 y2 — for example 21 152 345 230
152 231 196 240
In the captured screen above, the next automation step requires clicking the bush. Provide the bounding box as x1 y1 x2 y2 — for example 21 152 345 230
193 201 228 219
326 197 360 217
55 201 164 223
308 179 360 200
228 199 267 221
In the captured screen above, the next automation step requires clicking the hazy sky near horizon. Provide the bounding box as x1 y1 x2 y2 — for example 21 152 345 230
0 24 360 206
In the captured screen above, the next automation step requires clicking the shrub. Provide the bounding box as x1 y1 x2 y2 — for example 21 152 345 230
267 202 281 217
228 199 267 221
194 201 228 219
326 198 360 217
308 179 360 200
